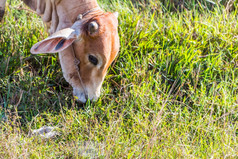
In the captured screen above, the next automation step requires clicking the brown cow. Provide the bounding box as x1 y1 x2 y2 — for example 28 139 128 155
1 0 120 103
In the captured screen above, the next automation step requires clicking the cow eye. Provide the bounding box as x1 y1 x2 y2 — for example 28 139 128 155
88 55 98 65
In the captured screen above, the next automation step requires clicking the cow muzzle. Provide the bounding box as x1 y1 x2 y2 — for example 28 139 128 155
73 86 100 104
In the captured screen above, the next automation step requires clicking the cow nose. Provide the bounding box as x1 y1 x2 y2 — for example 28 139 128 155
74 92 87 104
73 88 87 103
73 87 100 103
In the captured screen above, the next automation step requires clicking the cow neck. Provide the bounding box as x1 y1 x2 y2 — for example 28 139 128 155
82 7 103 18
75 7 104 22
60 0 101 24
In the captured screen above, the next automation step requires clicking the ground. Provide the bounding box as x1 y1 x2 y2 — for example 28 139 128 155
0 0 237 158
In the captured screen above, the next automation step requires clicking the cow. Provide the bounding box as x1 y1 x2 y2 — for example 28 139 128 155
0 0 120 103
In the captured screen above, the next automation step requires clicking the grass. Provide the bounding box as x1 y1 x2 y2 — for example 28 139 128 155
0 0 238 158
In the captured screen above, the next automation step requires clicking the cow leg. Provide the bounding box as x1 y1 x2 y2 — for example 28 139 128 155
42 0 52 22
49 0 59 34
0 0 7 21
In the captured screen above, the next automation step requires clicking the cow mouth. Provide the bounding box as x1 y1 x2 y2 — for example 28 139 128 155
73 86 100 104
73 88 88 104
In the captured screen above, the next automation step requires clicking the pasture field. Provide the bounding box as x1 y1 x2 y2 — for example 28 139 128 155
0 0 238 158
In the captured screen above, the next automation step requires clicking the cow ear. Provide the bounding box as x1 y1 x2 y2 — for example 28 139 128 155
30 28 79 54
30 37 76 54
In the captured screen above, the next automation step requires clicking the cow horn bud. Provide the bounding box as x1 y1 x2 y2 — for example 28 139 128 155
76 14 82 21
88 21 99 34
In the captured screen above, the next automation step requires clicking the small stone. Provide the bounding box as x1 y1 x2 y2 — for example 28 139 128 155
30 126 60 139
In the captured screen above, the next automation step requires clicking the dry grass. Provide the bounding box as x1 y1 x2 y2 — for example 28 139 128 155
0 0 237 158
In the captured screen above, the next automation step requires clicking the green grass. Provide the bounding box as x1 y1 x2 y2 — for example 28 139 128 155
0 0 238 158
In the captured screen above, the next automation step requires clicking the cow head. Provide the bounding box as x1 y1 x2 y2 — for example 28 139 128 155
30 12 120 103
